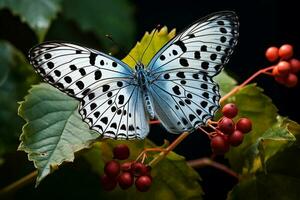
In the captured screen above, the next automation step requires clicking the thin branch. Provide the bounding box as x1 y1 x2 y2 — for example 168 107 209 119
0 170 37 197
135 147 165 162
220 66 275 104
148 132 190 166
187 158 239 179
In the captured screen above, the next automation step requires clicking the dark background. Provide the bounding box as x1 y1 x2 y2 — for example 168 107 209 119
0 0 299 199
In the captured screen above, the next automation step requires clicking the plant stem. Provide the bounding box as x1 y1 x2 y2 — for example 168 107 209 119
0 170 37 197
148 132 190 166
220 66 275 104
187 158 239 179
135 147 165 162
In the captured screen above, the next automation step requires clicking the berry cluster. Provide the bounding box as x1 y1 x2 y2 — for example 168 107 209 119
265 44 300 87
210 103 252 154
100 144 152 192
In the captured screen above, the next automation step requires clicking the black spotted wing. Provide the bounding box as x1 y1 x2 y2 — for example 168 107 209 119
147 11 239 133
29 42 149 139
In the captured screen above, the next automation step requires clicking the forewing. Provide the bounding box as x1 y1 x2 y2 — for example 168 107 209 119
28 42 133 98
29 42 149 139
147 11 239 134
147 11 239 77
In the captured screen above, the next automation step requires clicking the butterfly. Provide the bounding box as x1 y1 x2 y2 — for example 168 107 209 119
28 11 239 140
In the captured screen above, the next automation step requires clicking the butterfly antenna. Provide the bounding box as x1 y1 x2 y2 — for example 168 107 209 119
140 24 161 63
105 34 138 65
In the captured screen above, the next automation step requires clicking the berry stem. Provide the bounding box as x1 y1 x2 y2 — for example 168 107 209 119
148 132 190 167
135 147 166 162
220 66 275 104
261 71 273 76
207 119 218 125
187 158 239 180
0 170 37 197
198 126 212 137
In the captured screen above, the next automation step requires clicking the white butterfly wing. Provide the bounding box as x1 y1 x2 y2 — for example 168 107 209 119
147 11 239 134
148 11 239 77
148 72 220 133
79 80 149 139
29 42 149 139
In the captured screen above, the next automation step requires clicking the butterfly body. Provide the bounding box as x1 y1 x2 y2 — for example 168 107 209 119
28 11 239 140
134 62 155 119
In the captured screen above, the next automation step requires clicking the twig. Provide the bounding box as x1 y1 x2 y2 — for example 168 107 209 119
0 170 37 197
220 66 275 103
135 147 165 162
148 132 190 166
187 158 239 179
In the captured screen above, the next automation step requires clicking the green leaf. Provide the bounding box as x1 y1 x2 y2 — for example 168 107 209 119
18 83 99 186
83 140 204 200
225 84 278 173
0 0 62 41
228 118 300 200
62 0 136 50
0 40 38 158
214 70 237 97
255 117 296 171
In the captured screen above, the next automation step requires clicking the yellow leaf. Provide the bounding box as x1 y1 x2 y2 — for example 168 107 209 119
122 26 176 68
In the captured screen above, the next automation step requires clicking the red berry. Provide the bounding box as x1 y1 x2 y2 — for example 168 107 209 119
210 135 230 154
145 165 152 174
222 103 238 118
121 162 132 172
135 175 152 192
236 118 252 133
113 144 130 160
272 66 280 77
275 76 286 84
290 58 300 73
131 162 148 177
265 46 279 62
104 160 120 178
100 174 117 191
228 130 244 146
218 117 235 135
278 44 293 60
118 172 134 189
277 61 291 76
284 73 298 88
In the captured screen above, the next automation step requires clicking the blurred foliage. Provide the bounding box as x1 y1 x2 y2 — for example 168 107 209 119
0 41 38 159
62 0 135 50
0 0 62 41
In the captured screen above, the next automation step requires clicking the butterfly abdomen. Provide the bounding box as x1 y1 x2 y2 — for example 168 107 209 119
143 91 155 119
